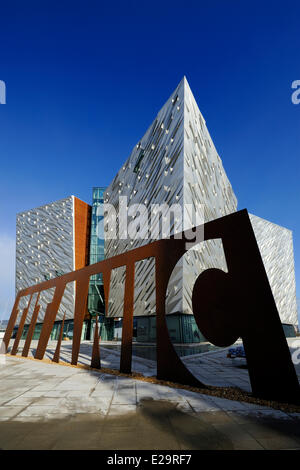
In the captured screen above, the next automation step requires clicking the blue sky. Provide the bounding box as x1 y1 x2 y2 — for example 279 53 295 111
0 0 299 321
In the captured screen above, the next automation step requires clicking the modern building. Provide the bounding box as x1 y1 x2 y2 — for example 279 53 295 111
15 195 91 340
103 77 298 342
14 77 298 344
103 77 237 342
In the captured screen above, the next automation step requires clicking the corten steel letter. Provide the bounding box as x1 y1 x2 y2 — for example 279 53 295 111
3 297 20 352
154 241 203 387
120 261 135 374
89 270 111 369
3 209 299 404
22 294 40 357
153 210 299 402
35 284 66 360
11 295 33 355
191 210 300 403
53 313 66 363
91 314 101 369
71 277 90 365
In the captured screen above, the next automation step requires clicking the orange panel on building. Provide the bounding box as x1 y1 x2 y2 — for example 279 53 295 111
74 197 91 270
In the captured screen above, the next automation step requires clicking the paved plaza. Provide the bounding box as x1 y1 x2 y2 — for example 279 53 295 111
6 338 300 392
0 350 300 450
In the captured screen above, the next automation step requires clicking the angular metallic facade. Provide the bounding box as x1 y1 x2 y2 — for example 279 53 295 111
16 196 90 324
182 78 237 315
104 77 298 329
104 77 237 317
250 214 298 326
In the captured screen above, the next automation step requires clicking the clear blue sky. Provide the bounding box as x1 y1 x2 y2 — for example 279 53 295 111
0 0 299 320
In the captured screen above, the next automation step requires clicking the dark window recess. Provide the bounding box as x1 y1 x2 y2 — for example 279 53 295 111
133 151 145 173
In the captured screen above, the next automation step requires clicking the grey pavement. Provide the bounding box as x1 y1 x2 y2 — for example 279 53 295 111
6 338 300 393
183 337 300 392
182 349 253 392
0 355 300 449
7 339 157 376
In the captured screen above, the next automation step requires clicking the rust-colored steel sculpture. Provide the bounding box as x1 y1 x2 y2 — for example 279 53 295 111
22 293 40 357
91 314 101 369
3 210 300 404
120 261 135 374
11 294 33 356
53 313 66 363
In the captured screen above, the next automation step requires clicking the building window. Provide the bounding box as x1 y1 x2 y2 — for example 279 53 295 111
133 150 145 174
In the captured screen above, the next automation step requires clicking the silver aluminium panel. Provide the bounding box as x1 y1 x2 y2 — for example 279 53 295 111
250 214 298 326
16 196 76 323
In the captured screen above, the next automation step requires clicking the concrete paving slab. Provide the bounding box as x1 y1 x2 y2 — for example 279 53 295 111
1 354 300 449
5 396 36 406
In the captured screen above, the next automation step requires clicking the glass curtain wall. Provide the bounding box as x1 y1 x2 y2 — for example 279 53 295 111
88 187 106 317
